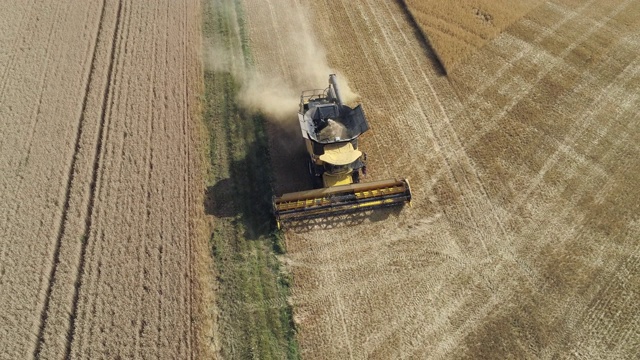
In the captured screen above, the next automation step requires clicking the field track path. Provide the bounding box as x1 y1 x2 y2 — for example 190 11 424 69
0 1 208 359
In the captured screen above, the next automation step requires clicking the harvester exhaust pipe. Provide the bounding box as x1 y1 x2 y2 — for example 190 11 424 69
329 74 343 107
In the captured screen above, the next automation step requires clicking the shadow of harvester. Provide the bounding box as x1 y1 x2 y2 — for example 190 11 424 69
204 111 408 236
204 140 276 240
204 139 406 236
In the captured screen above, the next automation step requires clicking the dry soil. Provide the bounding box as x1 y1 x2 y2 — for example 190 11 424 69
0 1 210 358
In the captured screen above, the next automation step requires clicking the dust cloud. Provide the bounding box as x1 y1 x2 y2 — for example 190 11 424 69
236 71 300 121
204 0 358 122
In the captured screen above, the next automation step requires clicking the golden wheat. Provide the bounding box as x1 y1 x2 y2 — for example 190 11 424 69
0 1 210 358
404 0 544 72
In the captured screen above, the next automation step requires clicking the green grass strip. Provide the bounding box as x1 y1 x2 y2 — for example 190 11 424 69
202 0 299 358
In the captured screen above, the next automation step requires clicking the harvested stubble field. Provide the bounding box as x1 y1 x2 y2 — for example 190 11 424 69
0 0 211 358
241 0 640 358
3 0 639 359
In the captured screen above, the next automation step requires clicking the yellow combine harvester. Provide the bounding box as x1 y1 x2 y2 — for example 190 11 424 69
272 74 411 228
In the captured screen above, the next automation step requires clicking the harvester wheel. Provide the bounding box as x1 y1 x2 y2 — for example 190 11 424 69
352 170 360 184
308 160 323 188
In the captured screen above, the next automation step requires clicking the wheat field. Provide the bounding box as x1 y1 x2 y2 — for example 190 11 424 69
403 0 544 72
0 0 212 358
3 0 638 358
242 0 640 358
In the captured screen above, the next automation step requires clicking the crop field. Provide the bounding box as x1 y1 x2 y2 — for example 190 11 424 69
403 0 545 73
240 0 640 358
2 0 639 359
0 0 211 358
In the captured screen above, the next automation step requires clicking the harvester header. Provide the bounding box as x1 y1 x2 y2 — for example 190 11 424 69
272 74 411 228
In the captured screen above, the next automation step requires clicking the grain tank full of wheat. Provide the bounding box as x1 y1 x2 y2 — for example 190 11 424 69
272 74 411 227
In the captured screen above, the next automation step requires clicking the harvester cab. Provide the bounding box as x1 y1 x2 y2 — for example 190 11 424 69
272 74 411 228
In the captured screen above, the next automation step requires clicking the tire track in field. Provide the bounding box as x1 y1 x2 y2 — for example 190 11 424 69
450 0 639 248
31 1 101 357
0 1 63 170
75 1 133 355
366 0 528 301
0 0 55 295
513 54 640 210
464 0 634 154
0 0 113 356
372 0 501 248
81 3 162 357
0 1 64 274
78 0 155 355
156 3 180 352
518 73 640 355
277 0 556 357
444 0 636 279
124 1 162 357
61 1 125 357
72 1 197 356
313 1 430 354
346 0 509 261
298 1 414 355
155 3 172 353
569 242 640 357
271 0 499 355
443 1 640 357
0 0 35 101
180 0 195 355
2 1 203 358
325 0 404 181
453 0 598 108
133 0 159 356
19 1 65 172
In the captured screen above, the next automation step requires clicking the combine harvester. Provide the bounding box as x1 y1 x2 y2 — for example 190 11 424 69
272 74 411 228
